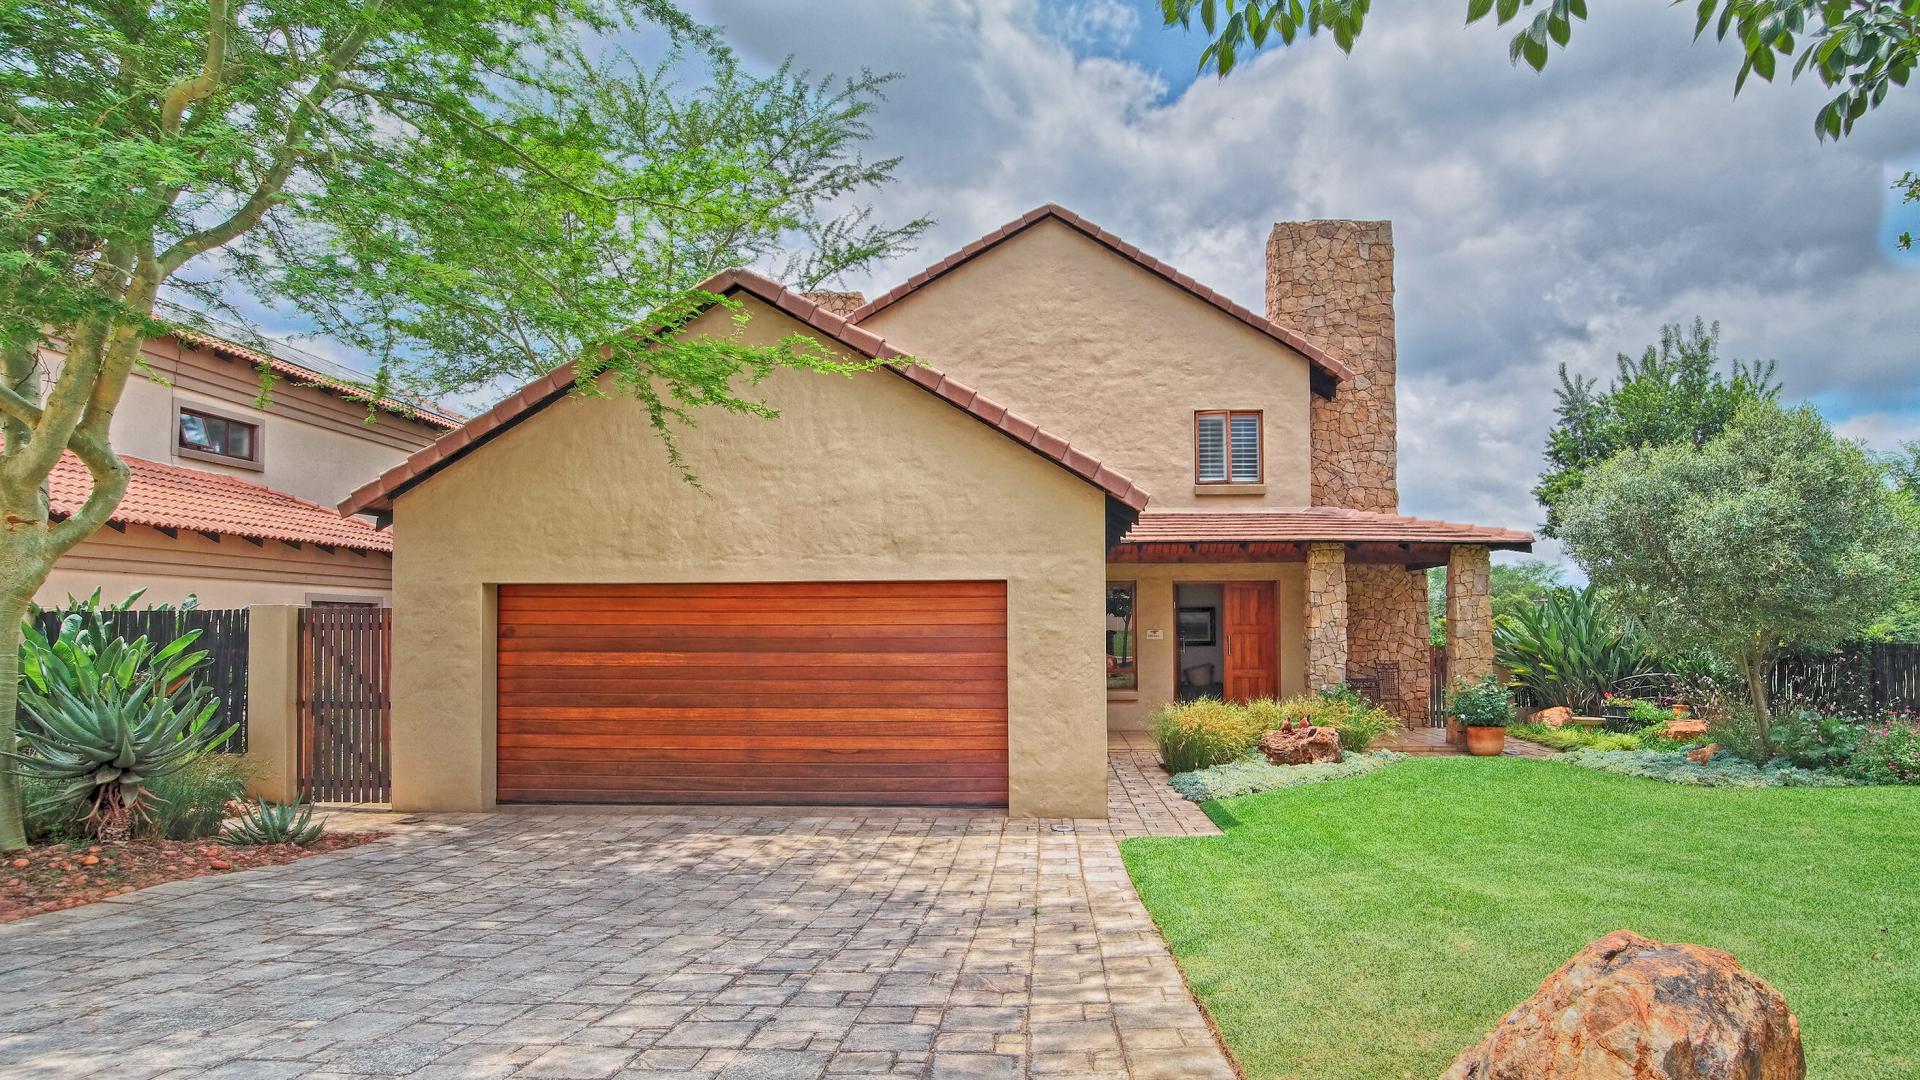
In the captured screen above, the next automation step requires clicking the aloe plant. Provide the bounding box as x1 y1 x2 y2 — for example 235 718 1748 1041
8 613 232 839
1494 586 1655 715
221 799 326 847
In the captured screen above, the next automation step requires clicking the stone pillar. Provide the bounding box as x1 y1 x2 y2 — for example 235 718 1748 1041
1446 545 1495 686
1306 544 1349 690
242 605 300 803
1266 220 1398 513
1347 564 1432 723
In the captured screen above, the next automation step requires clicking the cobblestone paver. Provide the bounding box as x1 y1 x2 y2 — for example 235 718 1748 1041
0 782 1233 1078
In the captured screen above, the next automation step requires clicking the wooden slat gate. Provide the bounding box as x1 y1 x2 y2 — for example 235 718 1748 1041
298 606 392 803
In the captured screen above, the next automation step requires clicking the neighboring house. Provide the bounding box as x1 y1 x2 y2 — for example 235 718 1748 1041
33 326 461 608
340 204 1531 818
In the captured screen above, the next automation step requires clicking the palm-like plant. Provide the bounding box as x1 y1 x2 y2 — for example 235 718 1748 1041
1494 586 1655 715
221 799 326 847
8 613 233 840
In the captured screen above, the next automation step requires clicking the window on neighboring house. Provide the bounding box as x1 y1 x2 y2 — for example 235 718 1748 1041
177 406 260 467
1106 582 1137 692
1195 410 1261 484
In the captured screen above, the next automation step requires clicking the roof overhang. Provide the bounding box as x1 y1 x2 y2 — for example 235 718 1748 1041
1109 509 1532 568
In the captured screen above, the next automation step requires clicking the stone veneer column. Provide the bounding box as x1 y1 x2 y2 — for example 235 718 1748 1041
1266 220 1398 513
1306 544 1349 690
1446 545 1495 685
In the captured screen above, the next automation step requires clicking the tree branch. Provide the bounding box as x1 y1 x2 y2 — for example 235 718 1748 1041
158 0 229 134
45 426 129 554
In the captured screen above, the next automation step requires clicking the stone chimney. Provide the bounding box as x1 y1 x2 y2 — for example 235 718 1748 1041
1265 221 1398 512
800 291 866 318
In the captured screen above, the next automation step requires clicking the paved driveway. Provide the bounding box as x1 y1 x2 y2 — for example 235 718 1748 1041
0 785 1231 1079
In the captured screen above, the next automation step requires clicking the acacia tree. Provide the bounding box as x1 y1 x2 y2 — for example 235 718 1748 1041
0 0 928 850
1557 401 1917 756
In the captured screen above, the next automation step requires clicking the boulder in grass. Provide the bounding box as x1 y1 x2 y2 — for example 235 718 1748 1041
1535 706 1574 729
1443 930 1805 1080
1257 721 1341 765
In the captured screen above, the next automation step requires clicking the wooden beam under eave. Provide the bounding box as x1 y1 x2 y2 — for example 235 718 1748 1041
198 530 221 543
105 520 125 533
241 535 264 547
156 526 177 539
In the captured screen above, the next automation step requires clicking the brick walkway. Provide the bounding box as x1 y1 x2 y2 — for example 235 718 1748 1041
0 766 1233 1079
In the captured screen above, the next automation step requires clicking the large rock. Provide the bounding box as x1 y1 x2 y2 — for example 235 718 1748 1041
1257 721 1342 765
1668 718 1711 740
1443 930 1804 1080
1536 706 1574 729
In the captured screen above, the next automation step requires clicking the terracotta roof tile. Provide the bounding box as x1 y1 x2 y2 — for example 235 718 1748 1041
168 327 464 430
1119 508 1532 549
846 203 1356 391
50 453 392 553
338 267 1151 517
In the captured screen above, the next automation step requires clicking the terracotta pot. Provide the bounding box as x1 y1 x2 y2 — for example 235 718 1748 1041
1445 718 1465 746
1465 726 1507 756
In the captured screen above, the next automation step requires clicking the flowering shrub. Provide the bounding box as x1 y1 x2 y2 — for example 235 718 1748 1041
1845 713 1920 785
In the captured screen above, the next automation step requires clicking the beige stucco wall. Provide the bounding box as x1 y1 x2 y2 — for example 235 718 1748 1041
388 297 1111 818
862 219 1315 507
1105 562 1308 731
37 526 391 608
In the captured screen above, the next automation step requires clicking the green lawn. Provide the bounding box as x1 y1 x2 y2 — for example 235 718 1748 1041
1120 757 1920 1079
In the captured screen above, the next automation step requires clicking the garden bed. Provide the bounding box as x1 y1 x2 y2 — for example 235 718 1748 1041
1 832 387 924
1170 750 1404 801
1556 748 1857 787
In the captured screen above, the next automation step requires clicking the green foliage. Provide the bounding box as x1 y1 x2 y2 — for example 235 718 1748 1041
1558 748 1858 787
1559 400 1919 754
221 798 326 846
1494 586 1655 714
1535 321 1779 536
1154 698 1266 773
1900 173 1919 250
1168 750 1403 802
1159 2 1918 143
8 614 234 834
1508 722 1644 752
1428 559 1566 646
1445 674 1516 728
1846 714 1920 785
1771 701 1868 772
1244 691 1397 752
142 754 248 840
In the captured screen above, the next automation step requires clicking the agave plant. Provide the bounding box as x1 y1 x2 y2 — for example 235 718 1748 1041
221 799 326 847
8 614 232 839
1494 586 1655 715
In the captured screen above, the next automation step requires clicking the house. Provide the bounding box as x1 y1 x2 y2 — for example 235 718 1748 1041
33 324 461 608
339 205 1531 818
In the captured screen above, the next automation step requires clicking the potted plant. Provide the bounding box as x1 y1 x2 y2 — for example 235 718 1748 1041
1445 675 1516 757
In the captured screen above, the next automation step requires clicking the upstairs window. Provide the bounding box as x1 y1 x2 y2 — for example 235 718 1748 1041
1195 410 1261 484
178 406 261 467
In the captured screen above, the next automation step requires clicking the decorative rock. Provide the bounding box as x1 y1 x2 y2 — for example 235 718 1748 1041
207 859 232 871
1258 721 1343 766
1689 743 1721 765
1535 706 1574 730
1442 930 1805 1080
9 858 27 870
1668 718 1711 739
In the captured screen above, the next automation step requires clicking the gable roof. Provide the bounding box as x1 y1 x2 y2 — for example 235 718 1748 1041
848 204 1355 396
336 267 1150 518
165 325 465 431
50 452 393 553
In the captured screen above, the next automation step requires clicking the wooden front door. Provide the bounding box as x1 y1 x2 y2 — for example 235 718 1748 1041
494 581 1009 806
1222 581 1277 702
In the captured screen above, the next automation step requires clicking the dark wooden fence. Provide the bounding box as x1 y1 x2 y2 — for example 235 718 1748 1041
1427 644 1449 726
1769 642 1920 715
29 607 249 751
298 606 391 803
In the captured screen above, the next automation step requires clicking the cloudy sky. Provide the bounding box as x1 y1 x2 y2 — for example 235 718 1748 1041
674 0 1920 561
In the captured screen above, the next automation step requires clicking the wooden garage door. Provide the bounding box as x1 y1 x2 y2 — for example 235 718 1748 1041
495 582 1009 806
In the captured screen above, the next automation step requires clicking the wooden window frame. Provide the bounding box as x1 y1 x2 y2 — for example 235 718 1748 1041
1193 409 1263 485
176 403 265 471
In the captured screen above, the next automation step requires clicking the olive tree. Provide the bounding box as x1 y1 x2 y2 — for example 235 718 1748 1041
0 0 927 850
1557 401 1918 755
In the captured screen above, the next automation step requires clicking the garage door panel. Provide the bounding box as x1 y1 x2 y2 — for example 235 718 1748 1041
496 581 1009 806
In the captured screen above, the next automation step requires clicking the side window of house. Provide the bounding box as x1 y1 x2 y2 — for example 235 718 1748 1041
177 406 262 469
1106 582 1137 691
1195 410 1261 484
